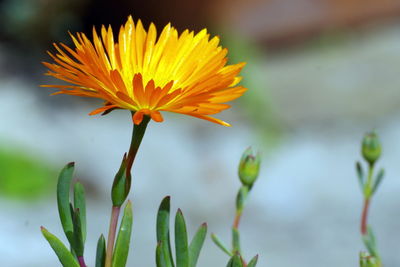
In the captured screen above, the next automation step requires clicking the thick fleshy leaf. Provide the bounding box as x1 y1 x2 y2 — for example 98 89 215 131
74 182 86 242
112 201 133 267
211 233 232 256
189 223 207 267
57 162 75 243
247 255 259 267
362 227 379 258
156 242 167 267
95 234 106 267
372 169 385 195
236 186 249 213
356 162 364 189
175 209 189 267
232 228 241 254
41 227 80 267
72 208 84 256
226 254 243 267
157 196 174 267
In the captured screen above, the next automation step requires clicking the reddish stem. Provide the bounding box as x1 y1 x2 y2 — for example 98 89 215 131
105 206 121 267
233 212 242 230
78 256 87 267
361 198 370 236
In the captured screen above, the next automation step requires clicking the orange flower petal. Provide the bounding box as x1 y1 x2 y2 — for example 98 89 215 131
42 15 247 126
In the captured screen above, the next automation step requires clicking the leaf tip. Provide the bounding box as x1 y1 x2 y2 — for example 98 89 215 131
67 162 75 167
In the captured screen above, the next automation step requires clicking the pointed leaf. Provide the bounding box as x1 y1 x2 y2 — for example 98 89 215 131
236 186 249 213
189 223 207 267
74 182 86 242
41 227 80 267
211 233 232 256
372 169 385 195
157 196 174 267
175 209 189 267
95 234 106 267
112 201 133 267
72 208 84 256
232 228 241 254
57 162 75 243
156 242 167 267
356 162 365 189
247 255 259 267
227 254 243 267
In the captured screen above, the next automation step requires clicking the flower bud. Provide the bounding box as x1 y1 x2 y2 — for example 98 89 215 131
111 153 131 207
238 147 261 187
362 132 382 166
360 252 380 267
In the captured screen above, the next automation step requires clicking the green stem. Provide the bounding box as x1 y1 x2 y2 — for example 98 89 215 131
105 113 151 267
361 164 374 235
126 114 151 174
364 164 374 197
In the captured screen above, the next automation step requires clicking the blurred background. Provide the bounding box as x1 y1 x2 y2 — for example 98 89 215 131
1 0 400 266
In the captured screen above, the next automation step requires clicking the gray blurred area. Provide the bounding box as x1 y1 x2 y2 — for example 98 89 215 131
1 1 400 267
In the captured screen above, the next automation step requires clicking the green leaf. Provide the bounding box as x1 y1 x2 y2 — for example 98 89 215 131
356 162 364 189
41 227 80 267
232 228 241 254
71 208 84 256
247 255 259 267
211 233 232 256
226 254 243 267
175 209 189 267
112 201 133 267
95 234 106 267
156 242 167 267
74 182 86 242
372 169 385 195
157 196 174 267
189 223 207 267
57 162 75 243
236 186 249 213
362 227 379 258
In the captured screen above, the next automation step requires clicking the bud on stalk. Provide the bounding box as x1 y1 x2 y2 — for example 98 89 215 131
362 132 382 166
238 147 261 187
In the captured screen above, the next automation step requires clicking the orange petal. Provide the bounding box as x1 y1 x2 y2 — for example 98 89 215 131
88 104 118 115
132 111 144 125
150 110 164 122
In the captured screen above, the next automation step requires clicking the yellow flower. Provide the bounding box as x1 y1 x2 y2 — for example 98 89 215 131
42 16 247 126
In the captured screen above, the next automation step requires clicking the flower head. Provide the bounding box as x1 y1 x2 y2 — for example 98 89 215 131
42 16 247 126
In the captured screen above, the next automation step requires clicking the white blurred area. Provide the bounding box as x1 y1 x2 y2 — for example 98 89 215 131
1 19 400 267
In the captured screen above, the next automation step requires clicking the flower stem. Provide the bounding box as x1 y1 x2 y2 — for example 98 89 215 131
105 206 121 267
361 198 370 236
126 114 151 174
78 256 87 267
233 212 242 230
105 114 151 267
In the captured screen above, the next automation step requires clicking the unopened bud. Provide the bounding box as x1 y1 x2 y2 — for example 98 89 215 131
360 252 380 267
238 147 261 187
111 153 131 207
362 132 382 166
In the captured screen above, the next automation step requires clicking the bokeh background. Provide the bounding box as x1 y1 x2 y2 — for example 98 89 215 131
1 0 400 266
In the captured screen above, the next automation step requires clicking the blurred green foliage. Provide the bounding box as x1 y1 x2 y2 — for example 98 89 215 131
0 146 56 200
220 31 282 145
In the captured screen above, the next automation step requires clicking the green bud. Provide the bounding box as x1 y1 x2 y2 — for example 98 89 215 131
238 147 261 187
362 132 382 166
360 252 381 267
111 153 131 207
